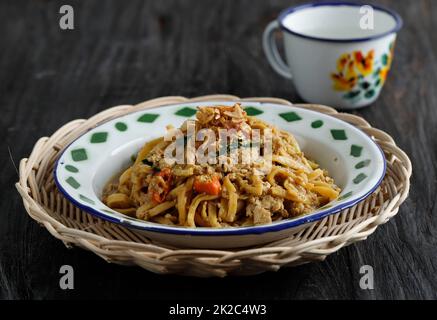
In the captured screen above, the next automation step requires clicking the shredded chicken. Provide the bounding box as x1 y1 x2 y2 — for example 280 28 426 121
246 195 284 225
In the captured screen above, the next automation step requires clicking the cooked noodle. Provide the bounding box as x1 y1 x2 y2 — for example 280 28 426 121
102 104 340 227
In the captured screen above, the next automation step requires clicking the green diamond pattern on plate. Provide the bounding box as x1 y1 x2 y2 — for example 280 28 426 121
311 120 323 128
279 112 302 122
66 177 80 189
138 113 160 123
90 132 108 143
353 173 368 184
244 106 263 116
115 122 128 131
175 107 197 117
350 145 363 157
65 165 78 173
331 129 348 140
79 194 95 205
338 191 353 201
71 148 87 161
355 159 371 169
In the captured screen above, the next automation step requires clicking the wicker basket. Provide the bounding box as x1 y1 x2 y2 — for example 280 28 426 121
16 95 412 277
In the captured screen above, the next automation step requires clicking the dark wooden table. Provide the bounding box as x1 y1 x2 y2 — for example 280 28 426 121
1 0 436 300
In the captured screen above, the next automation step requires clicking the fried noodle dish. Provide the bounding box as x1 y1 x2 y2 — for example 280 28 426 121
103 104 340 227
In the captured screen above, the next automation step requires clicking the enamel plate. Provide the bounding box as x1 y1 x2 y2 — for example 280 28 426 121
54 101 386 248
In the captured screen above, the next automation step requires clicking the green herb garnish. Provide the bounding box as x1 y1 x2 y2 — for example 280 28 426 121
142 159 154 166
142 158 161 172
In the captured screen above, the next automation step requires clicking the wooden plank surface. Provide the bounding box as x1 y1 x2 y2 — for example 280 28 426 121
1 0 436 299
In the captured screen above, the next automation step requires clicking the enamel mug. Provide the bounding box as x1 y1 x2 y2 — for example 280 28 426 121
263 2 402 110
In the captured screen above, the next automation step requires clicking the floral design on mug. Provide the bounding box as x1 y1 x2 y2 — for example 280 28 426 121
331 42 395 102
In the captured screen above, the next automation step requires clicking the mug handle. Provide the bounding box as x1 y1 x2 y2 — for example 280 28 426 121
262 21 293 79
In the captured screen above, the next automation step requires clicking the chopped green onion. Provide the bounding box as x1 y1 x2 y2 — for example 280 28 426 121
142 159 154 166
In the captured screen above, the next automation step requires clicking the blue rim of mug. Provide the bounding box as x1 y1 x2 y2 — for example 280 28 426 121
278 1 403 43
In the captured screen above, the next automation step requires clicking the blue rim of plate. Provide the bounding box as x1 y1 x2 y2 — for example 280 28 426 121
53 102 387 236
278 1 403 43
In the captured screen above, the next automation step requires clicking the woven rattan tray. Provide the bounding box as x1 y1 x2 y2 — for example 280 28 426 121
16 95 412 277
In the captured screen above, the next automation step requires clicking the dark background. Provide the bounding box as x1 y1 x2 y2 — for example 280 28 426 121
1 0 436 300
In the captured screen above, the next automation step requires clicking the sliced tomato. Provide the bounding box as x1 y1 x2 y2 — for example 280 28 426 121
150 168 173 204
193 175 221 196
